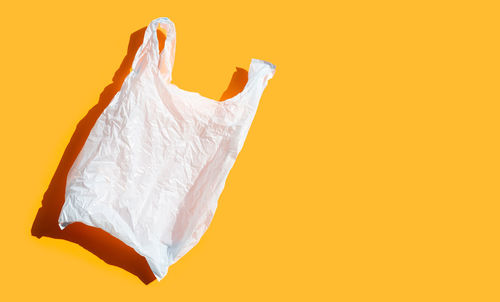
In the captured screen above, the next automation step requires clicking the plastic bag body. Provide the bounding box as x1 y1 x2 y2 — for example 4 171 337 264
58 17 275 280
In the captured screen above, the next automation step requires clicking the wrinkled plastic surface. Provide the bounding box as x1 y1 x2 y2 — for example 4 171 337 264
57 17 275 280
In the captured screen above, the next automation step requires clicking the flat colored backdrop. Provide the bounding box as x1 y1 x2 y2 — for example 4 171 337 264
1 1 499 301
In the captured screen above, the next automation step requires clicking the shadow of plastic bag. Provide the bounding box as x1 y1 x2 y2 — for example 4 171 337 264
31 26 248 284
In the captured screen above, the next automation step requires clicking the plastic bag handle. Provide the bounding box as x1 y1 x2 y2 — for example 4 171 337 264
132 17 176 82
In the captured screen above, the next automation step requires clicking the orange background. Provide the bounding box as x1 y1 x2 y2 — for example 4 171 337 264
1 0 500 301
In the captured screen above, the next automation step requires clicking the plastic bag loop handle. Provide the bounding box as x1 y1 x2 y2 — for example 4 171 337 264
132 17 176 82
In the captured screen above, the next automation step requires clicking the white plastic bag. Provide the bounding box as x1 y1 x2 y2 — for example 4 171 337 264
58 17 276 280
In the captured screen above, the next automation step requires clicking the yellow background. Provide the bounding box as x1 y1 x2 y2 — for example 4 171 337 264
1 0 499 300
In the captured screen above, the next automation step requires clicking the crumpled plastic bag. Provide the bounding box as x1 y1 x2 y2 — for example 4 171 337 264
58 17 276 280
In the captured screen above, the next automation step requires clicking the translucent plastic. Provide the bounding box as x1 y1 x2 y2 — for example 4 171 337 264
58 17 276 280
